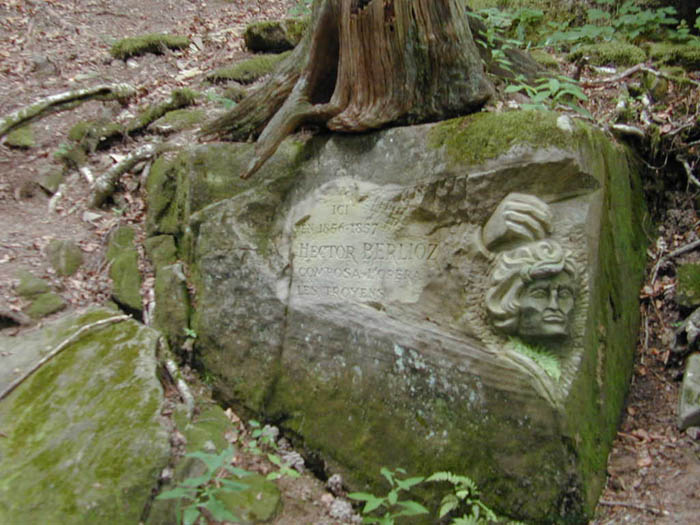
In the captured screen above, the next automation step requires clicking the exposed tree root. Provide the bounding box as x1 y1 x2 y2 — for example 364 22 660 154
0 83 136 139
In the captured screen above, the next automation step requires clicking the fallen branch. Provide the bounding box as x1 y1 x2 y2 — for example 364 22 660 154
582 64 700 88
599 500 669 517
0 83 136 139
0 314 130 402
651 238 700 284
90 142 174 208
679 157 700 188
165 359 195 419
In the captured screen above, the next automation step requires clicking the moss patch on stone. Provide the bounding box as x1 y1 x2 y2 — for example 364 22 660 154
243 18 308 52
206 51 291 85
25 292 65 319
153 263 190 346
110 33 190 60
15 270 51 298
68 119 124 152
145 235 178 269
529 49 560 70
149 109 206 134
677 263 700 308
428 110 585 167
106 226 142 313
5 124 35 148
0 308 170 524
646 42 700 70
567 41 646 66
127 88 199 135
36 166 64 194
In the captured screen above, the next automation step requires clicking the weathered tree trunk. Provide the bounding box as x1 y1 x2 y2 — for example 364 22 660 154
203 0 497 178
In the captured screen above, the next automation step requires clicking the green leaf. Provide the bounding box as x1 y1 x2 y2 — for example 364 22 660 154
180 474 210 488
224 465 254 478
206 495 240 522
219 478 249 491
349 492 380 502
182 506 200 525
395 500 429 516
267 453 282 466
156 487 195 500
380 467 395 486
363 496 385 514
396 476 424 490
387 489 398 506
439 496 459 518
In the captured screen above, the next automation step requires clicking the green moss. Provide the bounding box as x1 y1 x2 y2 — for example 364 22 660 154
529 49 560 70
0 309 169 524
510 337 561 381
5 125 35 148
677 263 700 308
25 292 65 319
36 166 64 194
150 109 206 133
428 110 585 166
106 226 136 261
109 250 142 313
153 263 190 345
243 19 307 52
68 119 124 152
646 42 700 70
222 84 248 102
145 235 178 269
110 33 190 60
206 51 291 84
126 88 200 135
15 270 51 298
568 41 646 66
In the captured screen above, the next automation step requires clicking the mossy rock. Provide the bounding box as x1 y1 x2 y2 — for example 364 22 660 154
677 263 700 308
243 18 308 52
68 119 124 152
646 42 700 70
529 49 560 70
35 166 64 195
145 235 178 269
109 251 142 313
153 263 190 345
25 292 65 319
206 52 291 85
15 270 51 298
568 41 646 67
223 84 248 102
110 33 190 60
218 474 281 523
5 125 35 149
149 109 206 134
0 308 170 524
47 239 84 277
106 226 136 261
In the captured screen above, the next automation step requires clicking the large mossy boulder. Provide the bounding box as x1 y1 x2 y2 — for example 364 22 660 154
0 308 170 524
146 110 648 523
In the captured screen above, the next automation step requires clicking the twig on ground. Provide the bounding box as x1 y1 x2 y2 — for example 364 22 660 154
0 83 136 139
165 358 195 419
599 500 669 516
650 239 700 284
91 142 174 207
582 64 700 88
0 314 130 402
679 157 700 188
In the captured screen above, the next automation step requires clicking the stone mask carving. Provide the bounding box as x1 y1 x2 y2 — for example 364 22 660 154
485 228 578 346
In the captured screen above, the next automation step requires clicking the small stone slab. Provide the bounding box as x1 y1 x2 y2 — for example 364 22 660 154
47 239 84 277
25 292 65 319
5 125 35 149
15 269 51 298
243 18 307 52
679 353 700 430
677 263 700 308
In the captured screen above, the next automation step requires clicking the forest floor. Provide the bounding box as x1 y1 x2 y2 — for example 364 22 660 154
0 1 699 524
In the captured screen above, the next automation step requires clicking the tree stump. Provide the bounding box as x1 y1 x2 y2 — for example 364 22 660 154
205 0 497 178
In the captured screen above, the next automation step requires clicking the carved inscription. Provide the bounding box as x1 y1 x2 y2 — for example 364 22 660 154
291 193 439 303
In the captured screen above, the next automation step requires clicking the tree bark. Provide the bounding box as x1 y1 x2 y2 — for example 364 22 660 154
204 0 499 178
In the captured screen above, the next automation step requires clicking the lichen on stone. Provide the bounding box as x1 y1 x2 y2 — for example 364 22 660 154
5 124 35 148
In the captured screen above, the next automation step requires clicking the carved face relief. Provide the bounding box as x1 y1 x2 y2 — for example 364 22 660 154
517 272 575 343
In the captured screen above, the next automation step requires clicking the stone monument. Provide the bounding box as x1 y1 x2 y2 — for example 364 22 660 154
146 110 648 523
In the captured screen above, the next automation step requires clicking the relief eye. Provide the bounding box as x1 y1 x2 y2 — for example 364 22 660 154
558 288 574 300
528 288 548 299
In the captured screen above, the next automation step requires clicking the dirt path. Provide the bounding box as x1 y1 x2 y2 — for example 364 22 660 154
1 1 698 524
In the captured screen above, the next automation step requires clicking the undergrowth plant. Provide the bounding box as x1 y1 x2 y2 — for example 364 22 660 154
350 468 525 525
504 74 591 118
156 446 252 525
